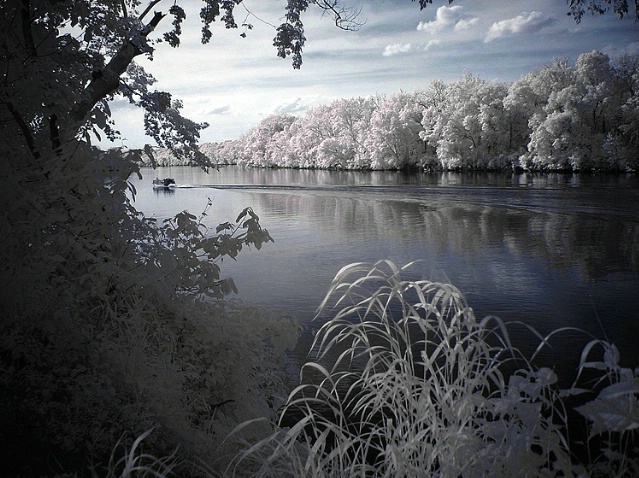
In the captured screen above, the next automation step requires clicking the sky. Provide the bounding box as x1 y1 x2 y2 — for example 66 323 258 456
104 0 639 149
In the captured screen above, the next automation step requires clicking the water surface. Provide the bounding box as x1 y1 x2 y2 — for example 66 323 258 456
130 167 639 377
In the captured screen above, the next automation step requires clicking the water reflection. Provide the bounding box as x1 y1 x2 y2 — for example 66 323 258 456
153 187 175 195
245 189 639 280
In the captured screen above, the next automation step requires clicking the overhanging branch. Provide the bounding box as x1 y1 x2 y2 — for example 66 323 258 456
314 0 364 30
70 10 166 130
139 0 162 21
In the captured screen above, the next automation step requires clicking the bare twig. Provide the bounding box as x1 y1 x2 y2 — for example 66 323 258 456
314 0 364 30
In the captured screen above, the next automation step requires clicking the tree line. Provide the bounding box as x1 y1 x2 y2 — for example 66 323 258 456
189 50 637 172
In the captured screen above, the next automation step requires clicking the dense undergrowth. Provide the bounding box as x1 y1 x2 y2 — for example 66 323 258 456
0 144 297 477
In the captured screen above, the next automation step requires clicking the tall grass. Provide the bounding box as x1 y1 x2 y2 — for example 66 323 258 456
102 429 179 478
227 260 639 477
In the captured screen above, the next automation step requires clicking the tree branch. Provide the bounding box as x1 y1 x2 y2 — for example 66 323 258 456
49 114 61 153
3 100 39 159
71 11 166 129
139 0 162 21
19 0 37 57
314 0 364 30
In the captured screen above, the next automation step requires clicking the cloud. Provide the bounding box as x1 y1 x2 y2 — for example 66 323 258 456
485 12 555 42
275 97 315 114
209 105 231 115
424 39 441 51
417 5 477 34
455 18 478 31
602 41 639 57
382 43 413 57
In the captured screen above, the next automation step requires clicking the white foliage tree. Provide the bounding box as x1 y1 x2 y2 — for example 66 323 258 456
240 113 297 167
364 92 425 169
521 58 580 169
420 73 510 169
523 51 638 171
503 78 538 158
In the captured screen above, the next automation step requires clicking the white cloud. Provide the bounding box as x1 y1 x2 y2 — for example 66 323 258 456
485 12 555 42
274 97 319 115
425 39 441 51
417 5 477 34
382 43 413 57
208 105 231 115
602 41 639 57
455 18 479 31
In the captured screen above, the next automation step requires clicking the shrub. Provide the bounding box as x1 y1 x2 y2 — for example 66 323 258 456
0 145 297 476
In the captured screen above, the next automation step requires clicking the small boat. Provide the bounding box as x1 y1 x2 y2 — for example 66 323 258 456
152 177 176 189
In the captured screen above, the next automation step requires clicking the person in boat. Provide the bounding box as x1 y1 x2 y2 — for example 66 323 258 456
153 178 175 186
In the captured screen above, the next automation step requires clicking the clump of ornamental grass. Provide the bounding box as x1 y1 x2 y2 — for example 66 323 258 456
227 261 639 477
226 261 574 476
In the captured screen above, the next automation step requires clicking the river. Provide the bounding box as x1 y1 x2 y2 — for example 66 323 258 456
129 166 639 379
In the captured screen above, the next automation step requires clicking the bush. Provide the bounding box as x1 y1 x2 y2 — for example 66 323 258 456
0 144 297 476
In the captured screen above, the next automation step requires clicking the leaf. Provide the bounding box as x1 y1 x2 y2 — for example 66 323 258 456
603 343 620 368
598 378 639 399
236 207 251 223
216 222 233 233
560 387 591 397
576 395 639 434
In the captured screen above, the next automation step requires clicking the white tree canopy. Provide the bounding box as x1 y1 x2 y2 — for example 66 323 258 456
208 51 638 172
